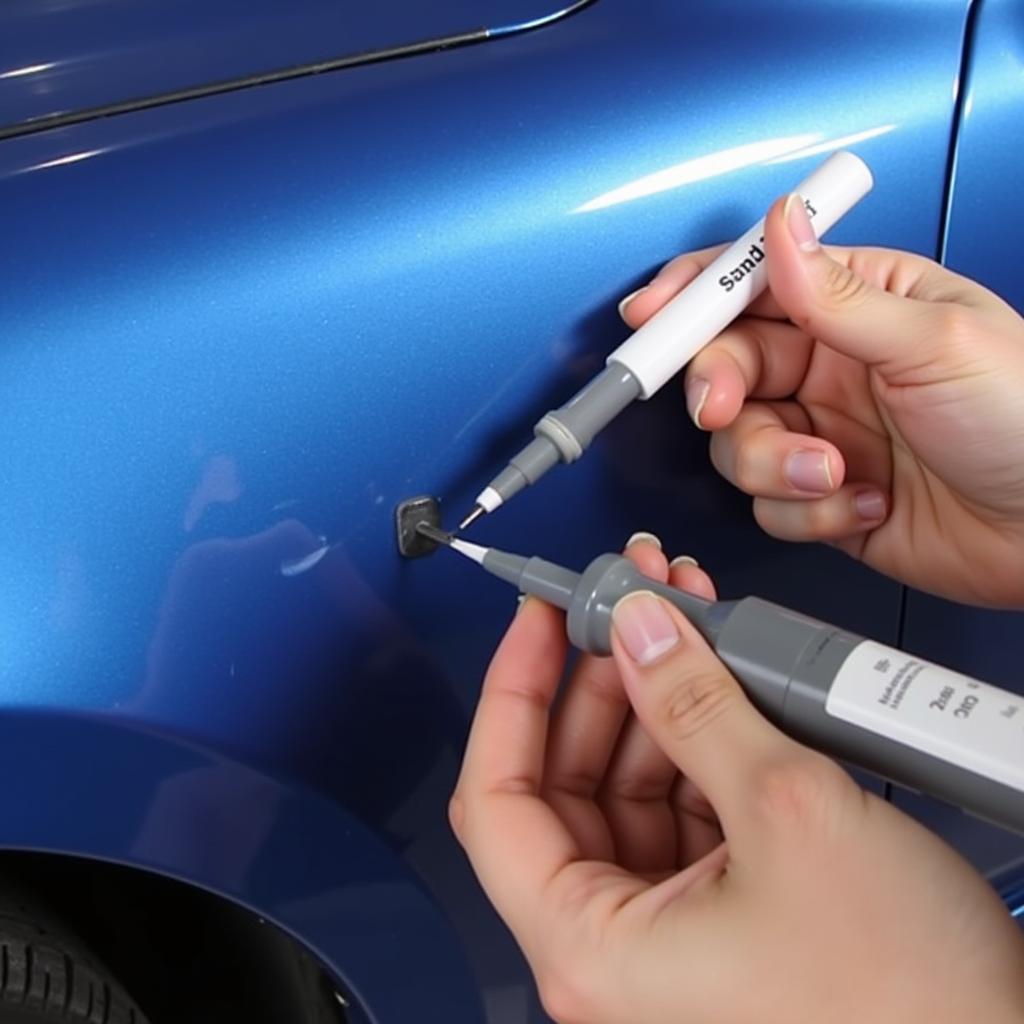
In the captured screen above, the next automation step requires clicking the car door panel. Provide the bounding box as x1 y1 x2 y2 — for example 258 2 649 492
0 1 982 1019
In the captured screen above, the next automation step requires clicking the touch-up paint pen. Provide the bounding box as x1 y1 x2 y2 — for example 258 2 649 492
457 150 873 532
421 525 1024 836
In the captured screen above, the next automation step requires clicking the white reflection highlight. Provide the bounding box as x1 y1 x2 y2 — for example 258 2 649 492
574 126 896 214
280 540 330 577
573 133 820 214
24 149 104 172
0 62 55 80
766 123 897 163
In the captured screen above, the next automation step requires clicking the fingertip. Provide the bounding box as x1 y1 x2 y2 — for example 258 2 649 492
764 193 808 309
621 276 677 328
624 532 670 582
655 253 710 292
689 378 742 431
752 484 890 544
621 244 732 328
685 352 746 431
667 561 717 601
610 591 684 669
828 447 847 492
853 488 887 525
625 531 663 551
782 444 847 496
668 554 698 569
625 254 711 327
519 591 563 627
617 286 647 324
764 193 791 244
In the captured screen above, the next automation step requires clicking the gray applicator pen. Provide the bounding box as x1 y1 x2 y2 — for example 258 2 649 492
457 151 874 531
433 529 1024 836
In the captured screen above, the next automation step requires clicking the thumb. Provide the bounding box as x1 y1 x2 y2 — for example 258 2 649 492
610 590 795 844
764 193 930 367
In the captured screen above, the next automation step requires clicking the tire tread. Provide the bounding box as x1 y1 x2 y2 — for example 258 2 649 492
0 901 148 1023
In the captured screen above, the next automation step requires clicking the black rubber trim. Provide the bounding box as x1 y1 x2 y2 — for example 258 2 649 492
0 28 485 142
936 0 982 264
0 0 599 142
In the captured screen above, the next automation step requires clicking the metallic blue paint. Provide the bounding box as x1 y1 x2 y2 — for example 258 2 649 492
0 710 483 1021
0 0 596 131
1 0 1014 1019
896 0 1024 887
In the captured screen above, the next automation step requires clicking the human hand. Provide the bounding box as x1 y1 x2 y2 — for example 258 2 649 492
621 195 1024 607
450 535 1024 1024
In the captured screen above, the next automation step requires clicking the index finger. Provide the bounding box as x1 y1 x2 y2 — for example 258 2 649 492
621 243 788 330
452 598 581 940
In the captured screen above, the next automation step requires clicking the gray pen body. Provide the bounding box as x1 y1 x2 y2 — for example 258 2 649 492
711 597 1024 837
490 551 1024 836
486 366 642 504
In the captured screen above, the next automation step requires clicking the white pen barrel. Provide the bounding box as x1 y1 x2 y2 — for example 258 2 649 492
607 150 874 398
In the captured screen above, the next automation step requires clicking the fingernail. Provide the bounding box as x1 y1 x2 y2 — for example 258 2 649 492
784 193 819 253
515 593 528 615
626 531 662 551
855 490 887 522
784 450 834 494
612 591 680 666
669 555 699 569
686 376 710 429
617 286 646 320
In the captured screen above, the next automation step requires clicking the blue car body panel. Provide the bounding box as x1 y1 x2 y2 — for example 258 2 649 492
0 0 593 131
1 0 1016 1019
0 710 484 1022
895 0 1024 878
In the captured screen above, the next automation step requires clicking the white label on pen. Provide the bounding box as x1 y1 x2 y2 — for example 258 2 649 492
825 641 1024 792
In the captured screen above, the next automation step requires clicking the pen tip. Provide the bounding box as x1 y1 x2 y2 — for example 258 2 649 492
415 522 488 564
415 522 454 547
458 505 486 531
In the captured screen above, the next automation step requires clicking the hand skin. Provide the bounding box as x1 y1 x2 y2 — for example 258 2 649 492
621 195 1024 608
450 536 1024 1024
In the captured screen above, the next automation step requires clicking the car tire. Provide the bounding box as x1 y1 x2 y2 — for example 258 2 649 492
0 877 148 1024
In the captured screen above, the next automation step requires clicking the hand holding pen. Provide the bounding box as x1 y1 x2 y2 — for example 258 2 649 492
622 192 1024 608
451 534 1024 1024
451 194 1024 1022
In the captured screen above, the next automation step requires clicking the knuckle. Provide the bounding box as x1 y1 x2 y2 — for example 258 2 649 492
931 303 976 348
803 498 837 538
576 662 627 709
751 498 781 537
663 254 704 285
753 754 848 829
447 793 467 843
753 498 808 543
658 667 737 742
731 440 762 493
537 971 591 1024
820 260 872 313
535 943 605 1024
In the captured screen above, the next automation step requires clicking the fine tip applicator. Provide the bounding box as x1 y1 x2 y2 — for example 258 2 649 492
457 505 487 532
416 523 489 564
455 151 873 532
415 520 1024 837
